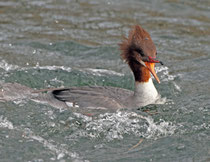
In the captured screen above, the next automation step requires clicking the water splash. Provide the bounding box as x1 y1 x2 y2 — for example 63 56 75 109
34 64 72 72
156 66 177 82
68 111 176 141
0 59 72 73
82 68 124 77
0 116 14 129
0 59 124 77
0 60 19 71
156 65 182 93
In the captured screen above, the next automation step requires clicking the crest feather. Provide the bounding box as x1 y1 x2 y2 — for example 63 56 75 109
119 25 153 62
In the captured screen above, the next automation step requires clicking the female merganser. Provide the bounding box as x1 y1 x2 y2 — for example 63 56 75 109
0 25 163 110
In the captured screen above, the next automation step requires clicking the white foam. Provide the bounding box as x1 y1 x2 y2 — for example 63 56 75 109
0 116 14 129
0 60 19 71
66 102 74 107
142 116 176 139
82 68 124 77
0 59 72 72
0 60 124 79
156 65 182 92
34 65 72 72
50 77 64 84
69 111 176 141
173 82 182 92
155 66 177 82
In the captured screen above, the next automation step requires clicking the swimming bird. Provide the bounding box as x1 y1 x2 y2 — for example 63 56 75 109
0 25 163 110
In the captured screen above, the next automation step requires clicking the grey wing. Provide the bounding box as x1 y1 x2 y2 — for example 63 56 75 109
0 83 133 109
51 86 132 109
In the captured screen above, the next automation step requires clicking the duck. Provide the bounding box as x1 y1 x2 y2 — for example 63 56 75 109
0 25 163 110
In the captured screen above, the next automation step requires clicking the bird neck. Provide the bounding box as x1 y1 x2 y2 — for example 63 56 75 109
129 60 151 82
127 60 159 106
132 79 159 106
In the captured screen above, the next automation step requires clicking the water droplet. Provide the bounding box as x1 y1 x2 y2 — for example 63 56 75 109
177 144 185 150
57 152 65 160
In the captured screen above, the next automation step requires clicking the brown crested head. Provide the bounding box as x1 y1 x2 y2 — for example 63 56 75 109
119 25 162 83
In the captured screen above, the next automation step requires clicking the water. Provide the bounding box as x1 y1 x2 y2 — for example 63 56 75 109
0 0 210 161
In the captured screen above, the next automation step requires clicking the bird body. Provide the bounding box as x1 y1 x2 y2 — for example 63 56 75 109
0 25 163 110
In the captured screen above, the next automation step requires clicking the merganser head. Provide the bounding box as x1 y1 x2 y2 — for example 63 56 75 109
119 25 163 83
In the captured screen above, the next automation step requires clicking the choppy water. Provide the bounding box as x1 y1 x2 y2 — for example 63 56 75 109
0 0 210 161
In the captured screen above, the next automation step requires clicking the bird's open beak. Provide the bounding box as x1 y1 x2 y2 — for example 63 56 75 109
137 56 162 83
145 62 160 83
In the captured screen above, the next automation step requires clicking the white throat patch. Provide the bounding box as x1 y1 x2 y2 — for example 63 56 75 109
134 78 159 106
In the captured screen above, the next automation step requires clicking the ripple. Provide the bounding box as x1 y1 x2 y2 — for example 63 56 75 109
82 68 124 77
0 115 88 162
22 128 88 162
0 60 124 77
0 59 72 72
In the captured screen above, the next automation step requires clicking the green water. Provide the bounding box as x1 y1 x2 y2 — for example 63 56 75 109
0 0 209 161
